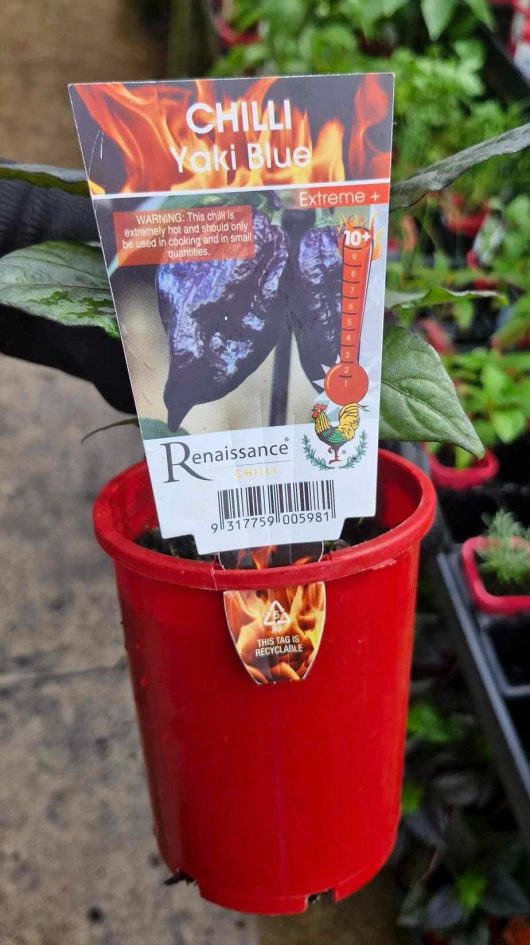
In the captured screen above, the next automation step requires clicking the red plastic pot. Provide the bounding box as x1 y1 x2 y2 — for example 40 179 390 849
462 536 530 616
441 194 489 238
428 449 499 491
93 450 435 914
214 15 259 49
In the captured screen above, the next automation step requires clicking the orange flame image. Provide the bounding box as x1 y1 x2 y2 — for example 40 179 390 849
348 73 392 180
74 75 391 194
338 213 384 260
235 545 278 571
218 542 320 572
224 581 326 685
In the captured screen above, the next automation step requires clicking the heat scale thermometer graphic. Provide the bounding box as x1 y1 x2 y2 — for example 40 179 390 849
324 223 373 406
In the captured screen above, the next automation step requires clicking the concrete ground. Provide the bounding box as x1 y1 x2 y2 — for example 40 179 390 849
0 0 405 942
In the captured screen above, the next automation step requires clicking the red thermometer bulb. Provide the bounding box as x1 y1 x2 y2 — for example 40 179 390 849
324 226 373 406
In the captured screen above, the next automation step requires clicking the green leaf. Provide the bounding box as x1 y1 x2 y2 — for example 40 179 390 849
402 781 424 814
408 701 465 744
382 0 409 14
501 352 530 373
490 409 527 444
421 0 456 39
0 161 88 196
453 299 475 331
385 285 498 313
455 870 488 913
0 241 118 338
481 362 510 398
140 417 188 440
463 0 493 28
493 313 530 350
454 445 474 469
472 418 496 450
380 327 484 457
391 123 530 211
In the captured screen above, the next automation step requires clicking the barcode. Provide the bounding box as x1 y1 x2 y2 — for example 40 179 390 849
217 481 336 529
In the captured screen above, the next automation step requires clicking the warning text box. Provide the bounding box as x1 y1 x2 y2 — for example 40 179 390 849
113 205 255 266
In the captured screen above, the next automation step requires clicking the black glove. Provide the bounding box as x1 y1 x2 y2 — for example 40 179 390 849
0 177 97 253
0 177 133 413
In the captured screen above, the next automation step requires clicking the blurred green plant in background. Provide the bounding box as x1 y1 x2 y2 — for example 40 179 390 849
211 0 494 77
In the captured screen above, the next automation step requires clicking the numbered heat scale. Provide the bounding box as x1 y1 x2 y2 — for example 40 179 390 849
324 220 374 407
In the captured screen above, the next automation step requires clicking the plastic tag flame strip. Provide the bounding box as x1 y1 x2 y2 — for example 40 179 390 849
224 584 326 685
220 541 324 685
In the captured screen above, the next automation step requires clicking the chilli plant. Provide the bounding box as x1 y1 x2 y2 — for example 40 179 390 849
435 348 530 468
0 124 529 461
385 249 500 334
210 0 494 77
393 610 530 945
487 196 530 352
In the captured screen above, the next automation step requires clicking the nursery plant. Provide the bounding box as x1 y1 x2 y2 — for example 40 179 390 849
486 196 530 352
431 348 530 469
394 610 530 944
385 249 500 335
495 295 530 354
386 45 526 252
399 764 530 943
478 511 530 597
210 8 525 222
214 21 523 201
2 124 529 456
438 100 526 215
461 510 530 616
210 0 494 77
389 42 490 178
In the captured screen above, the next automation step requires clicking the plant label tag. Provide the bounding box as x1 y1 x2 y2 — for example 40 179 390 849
219 541 325 685
224 582 326 685
70 73 394 554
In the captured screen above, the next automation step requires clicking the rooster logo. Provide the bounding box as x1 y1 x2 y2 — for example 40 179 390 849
311 402 360 465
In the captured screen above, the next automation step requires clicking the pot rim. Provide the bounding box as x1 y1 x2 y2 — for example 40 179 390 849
461 536 530 615
93 448 436 591
427 448 498 491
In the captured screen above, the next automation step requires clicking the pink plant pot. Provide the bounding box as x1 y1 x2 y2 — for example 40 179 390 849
461 536 530 615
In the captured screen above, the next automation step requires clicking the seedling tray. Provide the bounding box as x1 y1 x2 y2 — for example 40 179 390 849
431 549 530 850
481 618 530 700
495 436 530 486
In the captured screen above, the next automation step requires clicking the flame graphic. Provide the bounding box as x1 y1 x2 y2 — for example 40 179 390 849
372 228 384 261
75 76 391 194
348 73 391 180
235 545 278 570
225 581 326 684
232 545 313 570
337 213 384 260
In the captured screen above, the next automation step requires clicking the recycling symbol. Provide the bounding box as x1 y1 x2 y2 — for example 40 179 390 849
263 600 291 630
